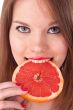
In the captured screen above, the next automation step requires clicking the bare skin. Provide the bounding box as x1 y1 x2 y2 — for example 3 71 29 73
1 0 68 110
0 81 27 109
9 0 68 109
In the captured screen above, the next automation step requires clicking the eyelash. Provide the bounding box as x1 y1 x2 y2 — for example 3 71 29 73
47 26 61 34
16 25 61 34
16 26 30 33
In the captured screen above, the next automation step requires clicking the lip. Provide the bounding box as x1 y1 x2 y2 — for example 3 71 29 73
27 57 51 60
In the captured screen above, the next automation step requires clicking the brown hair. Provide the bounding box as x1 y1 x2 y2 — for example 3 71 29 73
0 0 17 82
0 0 73 110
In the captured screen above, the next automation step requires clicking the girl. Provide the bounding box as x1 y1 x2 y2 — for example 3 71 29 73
0 0 73 110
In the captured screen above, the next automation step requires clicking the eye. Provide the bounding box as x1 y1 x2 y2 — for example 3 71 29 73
16 26 30 33
48 26 61 34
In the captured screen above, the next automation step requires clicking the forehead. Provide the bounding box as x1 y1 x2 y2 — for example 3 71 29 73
12 0 57 25
14 0 53 12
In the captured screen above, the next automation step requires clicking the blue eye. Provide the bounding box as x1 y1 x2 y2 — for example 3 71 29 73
16 26 30 33
48 26 61 34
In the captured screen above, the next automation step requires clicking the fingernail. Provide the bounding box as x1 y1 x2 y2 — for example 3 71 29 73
16 82 21 86
21 103 27 108
21 86 28 91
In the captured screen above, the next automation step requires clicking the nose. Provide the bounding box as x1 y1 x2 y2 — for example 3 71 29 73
30 32 48 54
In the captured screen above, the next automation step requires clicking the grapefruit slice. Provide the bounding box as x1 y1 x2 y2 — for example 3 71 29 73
12 60 64 102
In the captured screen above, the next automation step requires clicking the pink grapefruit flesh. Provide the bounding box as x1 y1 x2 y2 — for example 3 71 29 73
12 60 64 102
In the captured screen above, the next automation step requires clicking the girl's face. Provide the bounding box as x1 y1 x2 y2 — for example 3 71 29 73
9 0 68 68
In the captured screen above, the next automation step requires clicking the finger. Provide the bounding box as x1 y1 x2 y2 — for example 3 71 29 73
8 96 26 103
4 96 28 110
5 96 25 104
0 101 24 109
13 96 28 106
0 82 16 89
0 86 27 100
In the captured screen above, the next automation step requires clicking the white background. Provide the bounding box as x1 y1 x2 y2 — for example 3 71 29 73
0 0 4 16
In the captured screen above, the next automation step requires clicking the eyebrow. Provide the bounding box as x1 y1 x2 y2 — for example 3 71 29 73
13 20 59 27
13 21 30 27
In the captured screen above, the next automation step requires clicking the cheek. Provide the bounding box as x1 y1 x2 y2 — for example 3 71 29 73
55 43 68 55
9 35 28 65
9 35 26 57
50 37 68 56
49 38 68 68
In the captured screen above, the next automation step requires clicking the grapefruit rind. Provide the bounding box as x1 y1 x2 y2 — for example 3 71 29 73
12 60 64 102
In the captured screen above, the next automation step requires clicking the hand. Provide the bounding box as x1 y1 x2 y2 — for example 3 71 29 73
27 101 53 110
0 81 27 110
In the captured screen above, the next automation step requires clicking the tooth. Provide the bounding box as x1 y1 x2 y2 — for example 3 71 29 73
42 60 45 63
32 60 36 63
45 59 49 62
38 60 43 63
34 60 38 63
32 59 49 63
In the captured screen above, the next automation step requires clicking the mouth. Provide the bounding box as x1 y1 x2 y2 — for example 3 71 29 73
24 57 53 63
